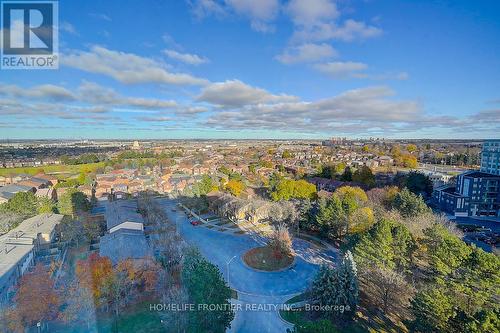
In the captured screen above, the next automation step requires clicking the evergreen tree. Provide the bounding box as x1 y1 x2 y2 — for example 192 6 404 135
311 252 359 320
182 248 234 332
337 251 359 315
354 219 395 269
393 188 429 217
341 166 353 181
352 166 376 187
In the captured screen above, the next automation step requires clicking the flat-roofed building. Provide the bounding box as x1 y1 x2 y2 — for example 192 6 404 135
0 240 34 302
9 214 65 245
433 171 500 217
0 213 64 302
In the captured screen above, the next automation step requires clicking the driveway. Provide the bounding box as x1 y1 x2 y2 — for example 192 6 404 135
156 198 338 333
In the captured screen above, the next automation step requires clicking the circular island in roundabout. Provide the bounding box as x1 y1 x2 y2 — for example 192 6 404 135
243 245 295 272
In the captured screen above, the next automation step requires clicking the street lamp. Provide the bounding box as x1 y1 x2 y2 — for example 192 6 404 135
226 255 237 286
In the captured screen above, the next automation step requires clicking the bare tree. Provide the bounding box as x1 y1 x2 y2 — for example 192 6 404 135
268 224 293 258
367 266 414 314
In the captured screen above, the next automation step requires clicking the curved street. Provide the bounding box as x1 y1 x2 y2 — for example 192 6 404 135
157 198 338 332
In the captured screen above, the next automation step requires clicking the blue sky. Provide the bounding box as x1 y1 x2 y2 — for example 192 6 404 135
1 0 500 139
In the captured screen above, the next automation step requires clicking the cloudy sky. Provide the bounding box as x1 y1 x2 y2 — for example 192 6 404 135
1 0 500 139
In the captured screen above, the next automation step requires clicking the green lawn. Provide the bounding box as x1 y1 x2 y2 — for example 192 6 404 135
0 162 105 177
286 292 311 304
280 308 368 333
50 301 164 333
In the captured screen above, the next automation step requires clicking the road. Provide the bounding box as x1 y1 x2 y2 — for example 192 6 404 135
156 198 338 333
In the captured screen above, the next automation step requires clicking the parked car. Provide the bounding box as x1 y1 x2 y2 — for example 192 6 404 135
190 220 201 226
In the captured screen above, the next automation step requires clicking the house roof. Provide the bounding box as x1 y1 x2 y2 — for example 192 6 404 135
0 184 34 199
0 184 33 194
99 228 151 264
104 200 144 230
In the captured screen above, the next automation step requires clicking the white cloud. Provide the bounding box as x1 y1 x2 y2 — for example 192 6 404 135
314 62 409 80
0 83 75 101
292 19 382 43
189 0 226 19
62 46 209 86
163 49 209 65
313 61 368 78
197 80 299 107
77 81 178 109
285 0 382 43
286 0 339 27
202 86 433 135
276 43 337 64
89 13 111 21
60 21 78 35
189 0 278 32
226 0 279 21
137 116 173 122
226 0 279 31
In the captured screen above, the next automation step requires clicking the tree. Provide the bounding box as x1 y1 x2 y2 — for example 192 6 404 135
182 248 234 332
352 166 376 188
392 223 417 271
14 264 60 328
393 188 429 218
401 154 418 168
423 223 472 277
341 166 353 181
57 189 90 217
82 217 103 242
268 224 293 258
0 191 38 217
225 179 245 197
311 265 340 317
311 252 359 320
270 179 316 201
368 265 413 314
354 219 395 269
407 144 418 153
410 287 454 332
193 174 217 196
349 207 375 234
395 171 433 197
104 260 139 317
57 216 85 245
75 253 114 307
315 195 346 239
61 278 96 330
337 251 359 316
282 150 293 158
37 197 56 214
335 186 368 207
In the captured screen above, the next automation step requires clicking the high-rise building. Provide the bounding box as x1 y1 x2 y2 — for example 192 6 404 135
433 139 500 217
481 139 500 175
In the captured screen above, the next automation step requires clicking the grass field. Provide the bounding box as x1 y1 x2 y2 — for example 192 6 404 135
243 246 294 271
0 162 106 178
50 301 164 333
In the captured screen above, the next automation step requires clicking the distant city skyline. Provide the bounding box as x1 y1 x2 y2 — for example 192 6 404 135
1 0 500 139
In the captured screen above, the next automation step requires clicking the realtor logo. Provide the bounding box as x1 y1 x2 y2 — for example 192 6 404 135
1 0 58 69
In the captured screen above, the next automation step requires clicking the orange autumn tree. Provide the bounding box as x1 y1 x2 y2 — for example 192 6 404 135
14 264 60 327
75 254 160 315
75 253 114 307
